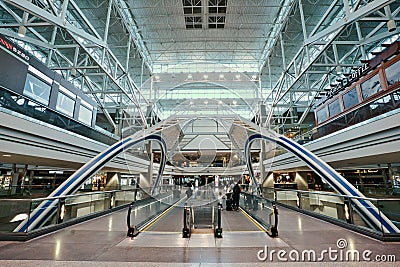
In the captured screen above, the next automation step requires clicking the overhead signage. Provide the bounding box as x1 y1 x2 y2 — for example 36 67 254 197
0 34 30 61
318 41 400 107
320 63 370 105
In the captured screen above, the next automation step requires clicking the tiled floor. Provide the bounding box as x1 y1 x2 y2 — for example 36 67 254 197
0 206 399 266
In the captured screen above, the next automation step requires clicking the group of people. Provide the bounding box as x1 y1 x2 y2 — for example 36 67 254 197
224 181 241 211
184 180 241 211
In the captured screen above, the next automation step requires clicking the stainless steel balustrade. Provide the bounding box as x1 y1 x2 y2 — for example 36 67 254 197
239 193 278 237
261 187 400 240
0 187 177 240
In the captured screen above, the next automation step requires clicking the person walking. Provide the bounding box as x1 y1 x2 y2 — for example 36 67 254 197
232 182 241 211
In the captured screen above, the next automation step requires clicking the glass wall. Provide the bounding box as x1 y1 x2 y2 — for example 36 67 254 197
261 188 400 238
314 89 400 139
385 60 400 87
316 107 327 124
328 98 341 117
361 74 382 100
315 55 400 132
342 88 359 109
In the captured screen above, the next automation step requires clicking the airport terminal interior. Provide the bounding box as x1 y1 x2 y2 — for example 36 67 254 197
1 0 400 266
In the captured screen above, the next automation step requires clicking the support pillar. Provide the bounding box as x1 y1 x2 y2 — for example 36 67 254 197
10 163 18 195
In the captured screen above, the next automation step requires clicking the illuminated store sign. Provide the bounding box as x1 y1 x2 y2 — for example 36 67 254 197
318 41 400 106
321 63 370 104
0 35 30 61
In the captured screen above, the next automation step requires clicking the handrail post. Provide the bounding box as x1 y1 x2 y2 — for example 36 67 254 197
56 198 66 224
214 202 223 238
297 191 302 209
344 197 354 224
127 202 138 238
270 204 279 238
182 204 191 238
26 200 33 233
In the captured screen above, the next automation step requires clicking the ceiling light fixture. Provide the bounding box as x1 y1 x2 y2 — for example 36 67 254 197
387 19 396 32
18 25 26 37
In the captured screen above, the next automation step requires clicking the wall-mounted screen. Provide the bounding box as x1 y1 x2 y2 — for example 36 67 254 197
23 73 51 105
56 92 75 117
78 104 92 126
56 86 75 117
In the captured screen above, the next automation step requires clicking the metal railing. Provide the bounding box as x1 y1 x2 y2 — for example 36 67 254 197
240 192 279 237
126 188 180 238
0 86 118 145
214 202 223 238
182 204 192 238
0 187 155 240
261 187 400 241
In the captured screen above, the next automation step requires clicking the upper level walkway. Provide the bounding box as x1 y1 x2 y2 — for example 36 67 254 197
266 108 400 171
0 200 399 266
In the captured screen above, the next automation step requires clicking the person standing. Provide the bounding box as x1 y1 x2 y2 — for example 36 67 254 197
232 182 241 211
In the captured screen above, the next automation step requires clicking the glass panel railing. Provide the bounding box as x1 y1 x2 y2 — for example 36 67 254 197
261 187 400 238
240 192 278 237
313 90 400 140
126 189 179 230
0 86 118 145
377 199 400 230
349 198 382 233
0 188 140 236
0 199 31 233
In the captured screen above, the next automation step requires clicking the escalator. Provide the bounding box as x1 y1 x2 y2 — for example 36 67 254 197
126 189 279 249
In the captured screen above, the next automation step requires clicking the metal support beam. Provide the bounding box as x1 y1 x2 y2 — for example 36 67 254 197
305 0 395 45
4 0 106 47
